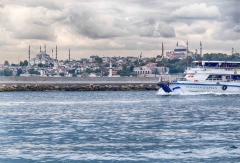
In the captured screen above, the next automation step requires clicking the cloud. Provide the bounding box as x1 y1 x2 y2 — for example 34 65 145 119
0 2 5 8
233 25 240 33
212 26 240 41
176 23 207 36
0 0 240 63
68 8 126 39
191 26 206 34
14 25 56 40
66 3 175 39
28 6 68 26
170 3 221 19
13 0 63 10
156 22 176 38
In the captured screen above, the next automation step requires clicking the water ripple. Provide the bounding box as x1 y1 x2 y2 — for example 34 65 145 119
0 92 239 162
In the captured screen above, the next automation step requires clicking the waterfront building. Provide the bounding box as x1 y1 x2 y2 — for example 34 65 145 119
134 66 152 76
134 62 169 76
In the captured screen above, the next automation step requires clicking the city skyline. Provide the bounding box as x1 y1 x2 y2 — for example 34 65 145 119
0 0 239 63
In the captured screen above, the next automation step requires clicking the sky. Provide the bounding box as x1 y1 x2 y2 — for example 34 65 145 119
0 0 239 63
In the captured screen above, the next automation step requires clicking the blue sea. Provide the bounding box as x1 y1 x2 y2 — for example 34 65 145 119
0 91 239 163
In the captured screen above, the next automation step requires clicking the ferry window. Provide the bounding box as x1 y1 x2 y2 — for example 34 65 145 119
173 78 178 82
206 75 212 79
179 78 186 81
206 75 222 80
232 75 240 80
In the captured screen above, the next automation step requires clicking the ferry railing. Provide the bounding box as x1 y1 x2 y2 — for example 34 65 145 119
206 79 240 83
190 66 240 70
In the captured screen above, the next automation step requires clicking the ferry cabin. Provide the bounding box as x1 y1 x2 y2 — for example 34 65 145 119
183 61 240 82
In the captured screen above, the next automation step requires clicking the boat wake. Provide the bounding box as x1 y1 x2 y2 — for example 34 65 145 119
156 89 240 96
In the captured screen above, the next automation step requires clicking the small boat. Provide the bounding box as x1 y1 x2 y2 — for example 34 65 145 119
158 61 240 94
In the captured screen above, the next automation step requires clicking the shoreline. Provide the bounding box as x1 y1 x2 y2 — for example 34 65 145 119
0 84 159 91
0 76 162 91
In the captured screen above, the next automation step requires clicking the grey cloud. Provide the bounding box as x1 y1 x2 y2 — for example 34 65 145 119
157 23 175 38
14 25 56 41
191 26 206 34
233 25 240 33
214 0 239 24
1 0 239 58
0 2 4 8
212 27 240 41
14 0 63 10
66 4 175 39
170 3 221 19
28 6 68 26
69 9 126 39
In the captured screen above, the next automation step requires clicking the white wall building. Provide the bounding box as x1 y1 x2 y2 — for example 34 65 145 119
134 66 152 75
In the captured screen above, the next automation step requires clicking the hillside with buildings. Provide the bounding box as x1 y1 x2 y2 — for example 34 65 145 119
0 42 239 77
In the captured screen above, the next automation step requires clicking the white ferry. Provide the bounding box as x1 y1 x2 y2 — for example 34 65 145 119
158 61 240 94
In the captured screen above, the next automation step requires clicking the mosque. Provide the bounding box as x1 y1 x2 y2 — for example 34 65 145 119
29 45 58 66
166 41 202 60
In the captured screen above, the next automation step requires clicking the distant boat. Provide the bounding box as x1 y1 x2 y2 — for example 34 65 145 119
158 61 240 94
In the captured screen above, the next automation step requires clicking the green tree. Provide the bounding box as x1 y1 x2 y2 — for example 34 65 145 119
59 72 65 77
95 56 103 64
38 63 43 67
149 58 156 62
4 61 9 66
105 63 110 67
103 71 109 76
28 69 40 75
16 68 23 76
195 54 202 60
23 60 28 66
3 68 13 76
156 62 164 67
130 65 134 72
68 69 75 74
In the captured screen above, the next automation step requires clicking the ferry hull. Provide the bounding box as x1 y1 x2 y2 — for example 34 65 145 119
160 82 240 94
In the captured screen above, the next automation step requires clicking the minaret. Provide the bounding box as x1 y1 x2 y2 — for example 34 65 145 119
52 49 53 58
28 45 30 66
176 42 178 47
40 45 41 52
200 41 202 57
69 49 70 61
109 61 112 77
232 47 234 54
186 41 188 56
56 45 58 60
162 42 164 59
44 44 46 54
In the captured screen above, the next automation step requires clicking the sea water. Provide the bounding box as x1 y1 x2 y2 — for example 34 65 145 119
0 91 239 162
